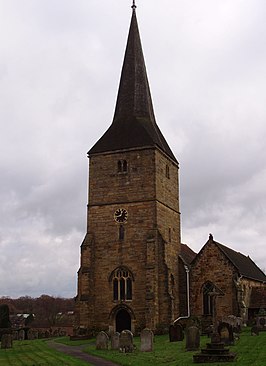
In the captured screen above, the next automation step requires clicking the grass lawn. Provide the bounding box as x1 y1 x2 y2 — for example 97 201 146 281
0 339 90 366
0 328 265 365
82 327 266 366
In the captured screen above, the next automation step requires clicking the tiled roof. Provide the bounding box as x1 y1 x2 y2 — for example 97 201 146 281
180 243 197 265
214 240 266 282
89 8 177 163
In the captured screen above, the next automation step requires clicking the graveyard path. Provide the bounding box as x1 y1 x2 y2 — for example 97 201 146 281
47 340 120 366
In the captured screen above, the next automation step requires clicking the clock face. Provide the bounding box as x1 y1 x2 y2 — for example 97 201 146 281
114 208 128 223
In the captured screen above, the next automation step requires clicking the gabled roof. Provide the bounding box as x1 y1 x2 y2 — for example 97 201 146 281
179 243 197 266
194 235 266 283
89 8 177 163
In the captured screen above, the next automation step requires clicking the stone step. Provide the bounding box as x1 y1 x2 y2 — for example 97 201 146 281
201 348 230 355
206 342 225 349
193 353 237 363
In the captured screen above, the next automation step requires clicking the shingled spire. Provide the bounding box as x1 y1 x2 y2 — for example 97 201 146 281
89 6 177 163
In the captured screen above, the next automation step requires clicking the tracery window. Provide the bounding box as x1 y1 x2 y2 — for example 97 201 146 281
112 268 132 301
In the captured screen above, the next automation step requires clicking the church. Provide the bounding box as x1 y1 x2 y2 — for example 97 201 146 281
74 4 266 336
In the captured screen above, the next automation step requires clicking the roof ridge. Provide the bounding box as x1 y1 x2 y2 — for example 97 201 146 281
214 240 266 282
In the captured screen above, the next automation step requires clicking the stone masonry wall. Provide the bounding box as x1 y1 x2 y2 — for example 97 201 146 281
190 241 237 319
76 147 181 333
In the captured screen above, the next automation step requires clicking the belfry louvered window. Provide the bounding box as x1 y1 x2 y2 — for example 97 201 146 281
118 160 128 173
113 268 132 301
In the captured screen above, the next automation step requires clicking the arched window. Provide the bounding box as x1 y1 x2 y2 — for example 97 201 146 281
118 160 128 173
118 160 122 172
202 282 224 316
112 268 133 301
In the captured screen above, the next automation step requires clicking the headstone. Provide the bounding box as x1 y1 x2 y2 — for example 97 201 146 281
169 324 178 342
218 322 234 345
53 329 59 337
111 332 120 350
169 323 184 342
0 305 11 328
186 326 200 351
27 330 34 340
251 326 259 336
18 329 25 341
256 313 266 330
119 330 134 353
96 331 109 350
140 328 154 352
1 334 12 349
12 331 18 340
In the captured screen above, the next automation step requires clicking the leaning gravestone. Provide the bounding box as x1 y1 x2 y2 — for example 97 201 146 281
140 328 154 352
186 326 200 351
119 330 134 353
96 331 109 350
111 332 120 350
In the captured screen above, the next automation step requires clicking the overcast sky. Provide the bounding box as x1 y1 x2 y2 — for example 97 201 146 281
1 0 266 298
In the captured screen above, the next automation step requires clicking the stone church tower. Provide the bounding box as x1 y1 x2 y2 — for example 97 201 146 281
75 4 181 335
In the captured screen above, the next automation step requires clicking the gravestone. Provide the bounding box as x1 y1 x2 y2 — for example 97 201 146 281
256 310 266 331
0 304 12 349
96 331 109 350
0 305 11 329
18 329 25 341
194 325 236 363
218 322 234 345
1 333 12 349
251 326 259 336
140 328 154 352
27 329 34 340
169 323 184 342
12 331 18 340
119 330 134 353
185 326 200 351
111 332 120 350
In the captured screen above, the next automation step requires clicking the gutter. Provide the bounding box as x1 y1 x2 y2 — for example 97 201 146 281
174 264 190 324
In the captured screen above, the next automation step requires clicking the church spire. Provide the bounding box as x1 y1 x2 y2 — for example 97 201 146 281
112 3 155 125
89 6 177 163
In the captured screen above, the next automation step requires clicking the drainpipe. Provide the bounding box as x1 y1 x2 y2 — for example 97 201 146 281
174 264 190 324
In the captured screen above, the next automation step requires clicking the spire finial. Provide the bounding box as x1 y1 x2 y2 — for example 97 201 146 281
132 0 136 10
